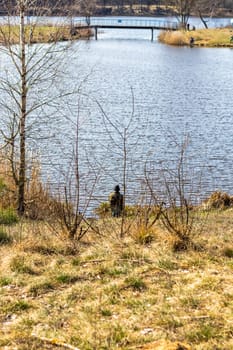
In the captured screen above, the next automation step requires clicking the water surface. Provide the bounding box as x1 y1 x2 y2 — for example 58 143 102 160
1 18 233 211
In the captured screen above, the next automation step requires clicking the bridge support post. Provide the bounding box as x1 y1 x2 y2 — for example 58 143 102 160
95 27 98 40
151 29 154 42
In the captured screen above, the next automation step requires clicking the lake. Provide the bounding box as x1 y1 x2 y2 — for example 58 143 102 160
1 16 233 212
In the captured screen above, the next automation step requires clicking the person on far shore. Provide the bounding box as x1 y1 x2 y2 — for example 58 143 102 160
190 36 195 47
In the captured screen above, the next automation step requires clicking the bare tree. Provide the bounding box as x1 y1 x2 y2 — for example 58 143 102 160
79 0 97 25
144 135 205 250
0 0 75 215
96 89 144 238
50 100 100 241
171 0 195 28
194 0 222 28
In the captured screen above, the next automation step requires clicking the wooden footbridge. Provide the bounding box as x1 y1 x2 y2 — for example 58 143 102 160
74 18 179 41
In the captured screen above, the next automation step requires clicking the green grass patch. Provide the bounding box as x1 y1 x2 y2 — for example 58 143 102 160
0 208 18 225
99 265 128 277
5 300 32 313
29 281 55 297
100 308 112 317
158 258 178 270
55 273 80 284
0 229 13 244
186 322 219 342
10 255 35 274
180 296 201 309
124 276 147 291
0 276 12 286
72 257 81 266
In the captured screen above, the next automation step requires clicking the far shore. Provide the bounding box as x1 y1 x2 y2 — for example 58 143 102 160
159 27 233 48
1 22 233 47
0 24 92 45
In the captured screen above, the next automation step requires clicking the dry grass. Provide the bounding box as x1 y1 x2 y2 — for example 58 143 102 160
0 153 60 220
159 31 189 46
0 209 233 350
159 28 233 47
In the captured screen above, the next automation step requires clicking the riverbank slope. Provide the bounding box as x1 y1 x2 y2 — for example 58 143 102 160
0 208 233 349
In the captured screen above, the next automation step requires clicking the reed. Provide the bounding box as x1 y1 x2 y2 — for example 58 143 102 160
159 28 233 47
159 30 189 46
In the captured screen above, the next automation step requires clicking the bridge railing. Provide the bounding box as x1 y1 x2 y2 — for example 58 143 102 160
75 18 179 30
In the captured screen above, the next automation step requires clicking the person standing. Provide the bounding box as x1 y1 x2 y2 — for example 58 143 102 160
109 185 124 217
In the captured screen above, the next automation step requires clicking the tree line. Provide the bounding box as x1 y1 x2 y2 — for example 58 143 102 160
0 0 232 17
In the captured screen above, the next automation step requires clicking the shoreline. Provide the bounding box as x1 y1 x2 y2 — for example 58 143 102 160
0 25 92 45
159 28 233 48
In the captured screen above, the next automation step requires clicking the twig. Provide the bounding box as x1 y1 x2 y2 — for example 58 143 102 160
179 315 211 320
80 258 153 265
31 334 81 350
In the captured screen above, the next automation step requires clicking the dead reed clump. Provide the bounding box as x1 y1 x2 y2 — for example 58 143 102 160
0 151 55 219
130 225 156 245
202 191 233 210
24 164 56 220
159 28 233 48
0 155 17 209
158 30 189 46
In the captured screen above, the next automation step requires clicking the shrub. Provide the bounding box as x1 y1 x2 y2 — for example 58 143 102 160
131 226 155 245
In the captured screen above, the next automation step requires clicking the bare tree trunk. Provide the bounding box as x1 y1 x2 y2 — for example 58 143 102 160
0 0 77 216
198 10 208 28
18 0 27 215
120 127 127 237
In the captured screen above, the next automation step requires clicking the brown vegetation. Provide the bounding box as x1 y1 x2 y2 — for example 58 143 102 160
159 28 233 47
0 151 233 349
202 191 233 209
0 206 233 349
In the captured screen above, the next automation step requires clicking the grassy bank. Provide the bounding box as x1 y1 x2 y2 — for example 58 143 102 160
0 208 233 350
159 28 233 47
0 25 92 45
